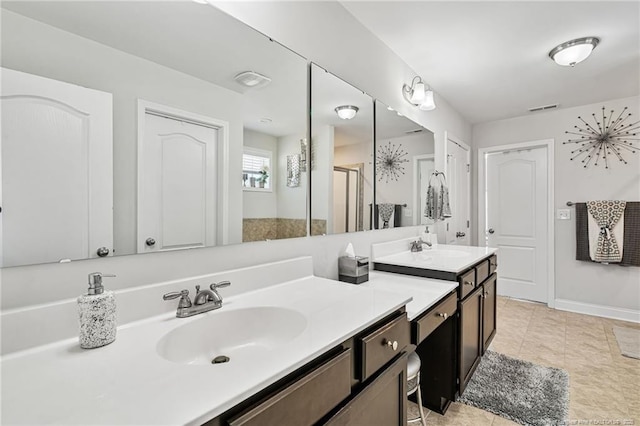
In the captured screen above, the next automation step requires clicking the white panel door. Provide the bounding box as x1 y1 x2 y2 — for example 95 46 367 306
1 68 113 267
485 146 548 303
138 113 217 253
446 139 470 245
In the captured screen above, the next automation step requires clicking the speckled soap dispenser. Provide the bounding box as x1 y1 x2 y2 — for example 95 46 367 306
77 272 117 349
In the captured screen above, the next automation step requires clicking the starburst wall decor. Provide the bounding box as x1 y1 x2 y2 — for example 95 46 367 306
563 106 639 168
376 141 409 183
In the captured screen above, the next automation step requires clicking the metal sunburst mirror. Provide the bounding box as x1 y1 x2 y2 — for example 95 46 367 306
376 141 409 183
563 106 639 168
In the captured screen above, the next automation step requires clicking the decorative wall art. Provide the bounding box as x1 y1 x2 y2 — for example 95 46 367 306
376 141 409 183
564 106 639 168
287 154 301 187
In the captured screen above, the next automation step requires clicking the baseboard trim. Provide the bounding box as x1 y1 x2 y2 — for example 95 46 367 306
555 299 640 323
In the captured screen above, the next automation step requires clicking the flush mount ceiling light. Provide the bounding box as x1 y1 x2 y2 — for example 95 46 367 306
549 37 600 67
402 76 436 111
335 105 359 120
234 71 272 89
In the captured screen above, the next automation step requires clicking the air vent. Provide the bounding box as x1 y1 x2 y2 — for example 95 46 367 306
234 71 271 89
405 128 424 134
528 104 559 112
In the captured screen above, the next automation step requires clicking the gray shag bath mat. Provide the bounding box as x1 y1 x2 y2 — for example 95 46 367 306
457 351 569 426
613 326 640 359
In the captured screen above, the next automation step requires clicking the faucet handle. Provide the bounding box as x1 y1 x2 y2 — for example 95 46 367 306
163 289 192 308
210 280 231 290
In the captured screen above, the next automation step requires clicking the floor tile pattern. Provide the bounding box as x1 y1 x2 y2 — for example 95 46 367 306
411 296 640 425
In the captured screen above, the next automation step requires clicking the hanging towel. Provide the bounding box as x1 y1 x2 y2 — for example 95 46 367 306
586 200 626 263
424 172 452 221
378 203 395 229
575 202 640 267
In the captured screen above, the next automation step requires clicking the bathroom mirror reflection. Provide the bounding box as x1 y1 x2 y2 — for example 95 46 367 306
310 64 374 235
374 100 435 229
0 1 307 267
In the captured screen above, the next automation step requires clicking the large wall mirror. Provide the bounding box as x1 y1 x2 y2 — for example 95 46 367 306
310 64 374 235
375 100 435 229
0 1 308 267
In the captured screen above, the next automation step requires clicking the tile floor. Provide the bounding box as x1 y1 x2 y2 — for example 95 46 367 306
411 296 640 425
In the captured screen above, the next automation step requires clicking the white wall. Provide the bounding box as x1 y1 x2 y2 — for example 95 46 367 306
243 129 278 218
311 125 335 229
376 133 435 227
1 10 245 252
472 96 640 313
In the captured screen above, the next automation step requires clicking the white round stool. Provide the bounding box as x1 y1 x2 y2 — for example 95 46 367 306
407 351 427 425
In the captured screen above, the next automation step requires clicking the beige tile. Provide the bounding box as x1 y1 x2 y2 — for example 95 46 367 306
416 295 638 425
425 402 494 426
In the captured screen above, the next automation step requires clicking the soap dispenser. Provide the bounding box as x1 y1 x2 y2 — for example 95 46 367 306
77 272 117 349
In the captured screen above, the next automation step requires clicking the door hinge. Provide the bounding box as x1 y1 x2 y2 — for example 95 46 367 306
466 164 470 172
467 220 470 228
446 223 449 231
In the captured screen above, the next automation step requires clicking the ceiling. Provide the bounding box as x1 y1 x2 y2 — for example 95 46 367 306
342 1 640 124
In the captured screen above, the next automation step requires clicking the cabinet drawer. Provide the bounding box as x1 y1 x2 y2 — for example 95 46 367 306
228 348 351 426
476 259 489 285
458 269 476 299
413 292 458 344
358 313 409 381
488 254 498 275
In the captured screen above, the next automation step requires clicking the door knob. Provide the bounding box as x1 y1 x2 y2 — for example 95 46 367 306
456 231 466 238
383 339 398 351
146 238 156 247
96 247 110 257
488 228 495 234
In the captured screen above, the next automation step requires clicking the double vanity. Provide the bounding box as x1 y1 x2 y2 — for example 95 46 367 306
1 239 496 425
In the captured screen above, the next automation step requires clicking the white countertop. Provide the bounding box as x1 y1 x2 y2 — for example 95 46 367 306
1 276 410 426
372 239 497 274
361 272 458 321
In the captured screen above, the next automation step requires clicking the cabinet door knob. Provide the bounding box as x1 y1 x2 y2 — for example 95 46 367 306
383 339 398 351
437 312 448 320
463 280 474 286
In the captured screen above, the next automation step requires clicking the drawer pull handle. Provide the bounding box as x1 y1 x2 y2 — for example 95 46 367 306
491 262 498 267
383 339 398 351
463 280 474 286
437 312 448 320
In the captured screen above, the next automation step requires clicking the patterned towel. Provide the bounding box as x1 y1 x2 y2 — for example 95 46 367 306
378 203 395 229
424 176 452 221
586 200 626 263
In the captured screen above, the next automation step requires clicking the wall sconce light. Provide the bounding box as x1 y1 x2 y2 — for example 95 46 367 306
335 105 359 120
402 77 436 111
549 37 599 67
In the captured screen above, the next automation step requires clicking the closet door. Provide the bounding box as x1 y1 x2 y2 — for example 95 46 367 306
1 68 113 266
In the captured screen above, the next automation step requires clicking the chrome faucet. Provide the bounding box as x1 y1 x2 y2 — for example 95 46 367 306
410 238 432 252
163 281 231 318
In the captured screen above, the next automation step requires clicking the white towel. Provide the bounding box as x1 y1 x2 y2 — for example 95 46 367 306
587 200 626 263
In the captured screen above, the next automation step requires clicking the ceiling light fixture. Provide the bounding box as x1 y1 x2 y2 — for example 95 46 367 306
549 37 600 67
234 71 272 89
402 76 436 111
335 105 359 120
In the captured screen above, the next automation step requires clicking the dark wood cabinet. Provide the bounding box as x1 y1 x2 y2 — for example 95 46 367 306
325 352 408 426
482 274 497 352
459 285 483 394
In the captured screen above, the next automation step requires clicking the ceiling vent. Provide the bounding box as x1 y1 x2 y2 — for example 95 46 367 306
405 128 424 134
528 104 559 113
234 71 271 89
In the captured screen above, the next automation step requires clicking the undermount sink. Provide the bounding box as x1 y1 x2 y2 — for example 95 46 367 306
157 307 307 365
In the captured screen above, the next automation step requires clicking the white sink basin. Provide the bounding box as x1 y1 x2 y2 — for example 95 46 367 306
157 307 307 365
